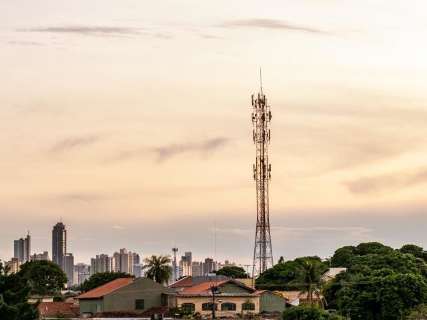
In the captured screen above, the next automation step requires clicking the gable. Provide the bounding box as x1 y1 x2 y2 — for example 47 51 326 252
107 277 174 297
219 282 254 294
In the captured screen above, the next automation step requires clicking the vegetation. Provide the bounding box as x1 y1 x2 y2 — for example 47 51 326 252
283 306 344 320
216 266 249 278
0 262 38 320
18 260 67 295
144 255 172 284
80 272 133 292
290 260 325 307
256 256 328 290
407 304 427 319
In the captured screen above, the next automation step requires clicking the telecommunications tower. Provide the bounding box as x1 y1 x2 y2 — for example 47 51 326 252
251 71 273 276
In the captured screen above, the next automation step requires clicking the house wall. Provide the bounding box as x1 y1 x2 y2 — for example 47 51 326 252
79 299 103 315
260 292 286 313
103 278 173 312
177 296 260 316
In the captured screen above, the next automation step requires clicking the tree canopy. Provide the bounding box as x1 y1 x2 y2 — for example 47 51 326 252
256 256 328 290
0 262 38 320
216 266 249 278
18 260 67 296
144 255 172 284
324 242 427 320
283 306 344 320
80 272 133 292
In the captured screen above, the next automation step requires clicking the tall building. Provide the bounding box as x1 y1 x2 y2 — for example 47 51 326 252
202 257 217 275
13 232 31 263
112 248 138 275
191 261 203 277
52 222 67 269
90 254 113 275
74 263 90 286
63 253 74 288
5 258 20 274
30 251 49 261
179 252 192 277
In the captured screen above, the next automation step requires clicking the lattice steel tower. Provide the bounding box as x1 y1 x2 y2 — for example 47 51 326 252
251 72 273 276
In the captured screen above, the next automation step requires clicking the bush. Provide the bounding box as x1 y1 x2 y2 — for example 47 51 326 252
283 306 344 320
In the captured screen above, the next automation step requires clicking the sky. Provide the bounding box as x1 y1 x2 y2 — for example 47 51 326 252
1 0 427 265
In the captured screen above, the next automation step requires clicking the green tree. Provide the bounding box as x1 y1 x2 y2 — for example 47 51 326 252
256 256 328 290
18 260 67 295
80 272 133 292
283 306 344 320
0 262 38 320
291 260 325 307
330 246 356 268
216 266 249 278
144 255 172 284
400 244 427 262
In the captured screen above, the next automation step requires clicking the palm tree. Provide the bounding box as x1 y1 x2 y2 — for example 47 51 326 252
144 255 172 284
291 260 325 307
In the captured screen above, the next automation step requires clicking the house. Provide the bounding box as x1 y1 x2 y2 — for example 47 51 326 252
322 267 347 282
257 290 287 313
172 277 260 316
274 291 323 307
38 302 79 319
77 277 175 317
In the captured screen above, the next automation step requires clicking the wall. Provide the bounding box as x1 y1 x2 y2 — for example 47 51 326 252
260 292 286 313
177 296 260 316
79 299 103 315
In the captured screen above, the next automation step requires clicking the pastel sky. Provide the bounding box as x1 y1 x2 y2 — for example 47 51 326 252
1 0 427 265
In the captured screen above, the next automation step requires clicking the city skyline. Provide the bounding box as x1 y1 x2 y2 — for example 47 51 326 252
2 1 427 265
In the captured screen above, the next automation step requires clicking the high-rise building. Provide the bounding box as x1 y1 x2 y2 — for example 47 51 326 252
30 251 49 261
63 253 74 288
112 249 138 275
191 261 203 277
52 222 67 269
74 263 90 285
13 232 31 263
5 258 20 274
90 254 113 275
202 257 217 275
179 252 192 277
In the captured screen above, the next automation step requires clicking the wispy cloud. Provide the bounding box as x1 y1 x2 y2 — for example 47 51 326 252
17 26 141 36
16 25 174 39
110 137 229 163
7 40 43 46
221 19 328 34
53 192 103 204
50 135 101 154
343 167 427 195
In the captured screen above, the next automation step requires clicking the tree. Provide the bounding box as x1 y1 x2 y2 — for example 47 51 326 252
0 262 38 320
283 306 344 320
18 260 67 296
256 256 328 290
144 255 172 284
216 266 248 278
400 244 427 262
291 260 325 307
80 272 133 292
330 246 356 268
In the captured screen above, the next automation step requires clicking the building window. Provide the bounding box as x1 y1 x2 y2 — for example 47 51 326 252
135 299 145 310
181 303 195 314
202 303 217 311
242 302 255 311
221 302 237 311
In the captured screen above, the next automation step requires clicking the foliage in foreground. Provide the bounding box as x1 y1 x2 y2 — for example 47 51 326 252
283 306 344 320
18 260 67 295
80 272 133 292
0 263 38 320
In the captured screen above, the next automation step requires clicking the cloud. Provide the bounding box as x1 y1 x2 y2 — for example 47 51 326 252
344 167 427 195
18 26 141 36
49 135 101 154
221 19 328 34
110 137 229 163
7 40 43 46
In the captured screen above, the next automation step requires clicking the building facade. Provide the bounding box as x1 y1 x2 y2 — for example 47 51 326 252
30 251 49 261
14 233 31 263
52 222 67 269
63 253 74 288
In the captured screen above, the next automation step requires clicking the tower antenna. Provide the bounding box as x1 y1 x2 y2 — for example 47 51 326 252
251 71 273 277
259 67 263 94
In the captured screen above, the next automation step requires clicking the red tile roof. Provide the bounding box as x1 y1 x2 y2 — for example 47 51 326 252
170 276 193 288
38 302 79 317
77 278 133 299
181 280 229 294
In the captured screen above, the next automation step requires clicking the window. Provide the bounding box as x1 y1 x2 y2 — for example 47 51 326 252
221 302 237 311
135 299 145 310
242 302 255 311
181 303 195 314
202 303 217 311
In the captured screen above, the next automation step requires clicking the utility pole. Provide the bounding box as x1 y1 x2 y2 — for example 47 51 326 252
172 248 178 282
251 70 274 277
